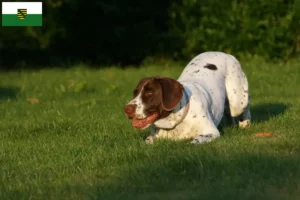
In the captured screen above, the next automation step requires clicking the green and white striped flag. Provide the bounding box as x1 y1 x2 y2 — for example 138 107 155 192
2 2 42 26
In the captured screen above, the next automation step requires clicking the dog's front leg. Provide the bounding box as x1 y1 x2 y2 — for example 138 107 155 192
145 126 175 144
145 125 158 144
190 117 221 144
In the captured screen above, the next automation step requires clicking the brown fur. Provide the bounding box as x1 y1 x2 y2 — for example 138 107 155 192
125 77 183 120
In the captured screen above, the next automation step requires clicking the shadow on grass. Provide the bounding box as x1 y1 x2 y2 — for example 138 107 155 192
0 87 19 101
250 103 289 123
219 103 289 130
95 150 300 200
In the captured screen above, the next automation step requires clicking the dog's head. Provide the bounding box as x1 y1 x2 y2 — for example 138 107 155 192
124 77 184 129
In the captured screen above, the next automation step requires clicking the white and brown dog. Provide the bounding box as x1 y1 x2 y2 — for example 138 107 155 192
124 52 251 144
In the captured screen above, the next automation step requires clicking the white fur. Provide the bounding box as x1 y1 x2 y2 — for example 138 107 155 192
128 87 147 119
146 52 251 144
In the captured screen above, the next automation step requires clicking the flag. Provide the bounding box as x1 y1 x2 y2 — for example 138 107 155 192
2 2 42 26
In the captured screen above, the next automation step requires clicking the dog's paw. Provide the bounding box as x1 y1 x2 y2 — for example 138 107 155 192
239 119 251 129
190 134 217 144
145 136 154 144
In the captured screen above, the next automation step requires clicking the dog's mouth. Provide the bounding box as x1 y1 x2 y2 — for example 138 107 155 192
132 113 159 129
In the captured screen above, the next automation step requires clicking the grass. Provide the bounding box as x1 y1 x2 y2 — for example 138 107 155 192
0 58 300 200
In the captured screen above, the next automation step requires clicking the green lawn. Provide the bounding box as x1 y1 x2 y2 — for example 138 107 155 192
0 58 300 200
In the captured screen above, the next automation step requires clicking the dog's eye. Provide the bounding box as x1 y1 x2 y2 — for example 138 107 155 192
144 90 153 96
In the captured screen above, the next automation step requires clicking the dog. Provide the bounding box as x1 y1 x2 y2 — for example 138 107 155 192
124 52 251 144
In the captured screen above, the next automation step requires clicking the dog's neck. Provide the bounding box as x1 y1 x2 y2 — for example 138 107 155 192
153 87 190 129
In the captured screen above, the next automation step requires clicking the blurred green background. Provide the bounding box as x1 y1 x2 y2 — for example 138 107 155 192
1 0 300 69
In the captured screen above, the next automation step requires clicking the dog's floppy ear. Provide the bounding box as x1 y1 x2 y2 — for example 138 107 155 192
155 77 183 111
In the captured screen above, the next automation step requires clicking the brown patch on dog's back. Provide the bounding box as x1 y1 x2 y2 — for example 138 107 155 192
204 63 218 70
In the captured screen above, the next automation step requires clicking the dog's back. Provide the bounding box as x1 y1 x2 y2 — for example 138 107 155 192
178 51 249 118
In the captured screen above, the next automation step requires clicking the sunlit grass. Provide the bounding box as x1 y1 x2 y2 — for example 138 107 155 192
0 58 299 199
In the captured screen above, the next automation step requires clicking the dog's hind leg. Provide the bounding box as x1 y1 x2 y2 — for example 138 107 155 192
225 56 249 117
224 97 236 126
236 94 251 128
224 95 251 128
224 55 251 128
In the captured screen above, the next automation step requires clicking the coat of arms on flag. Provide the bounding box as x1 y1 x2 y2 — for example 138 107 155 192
2 2 42 26
17 9 27 20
